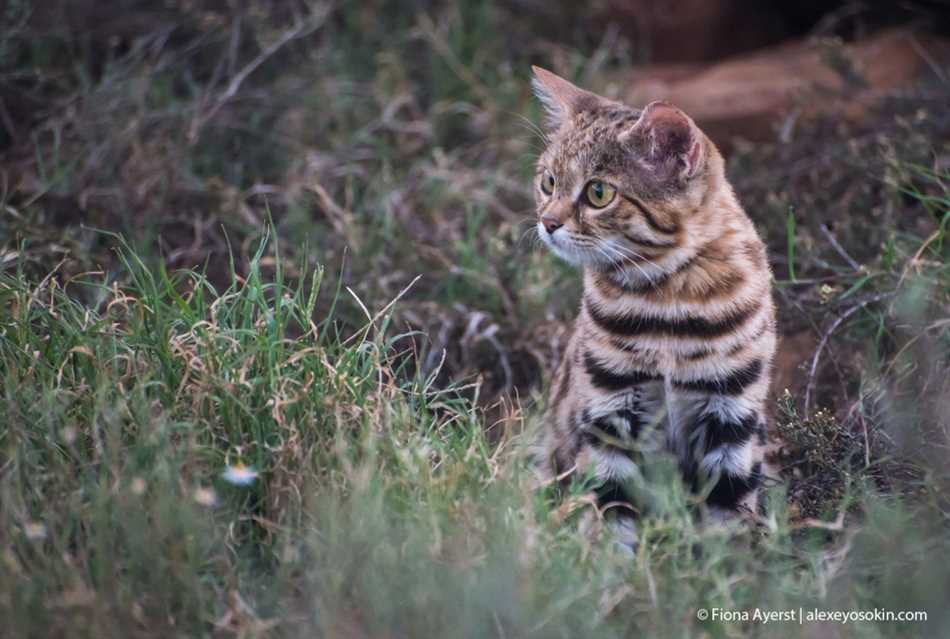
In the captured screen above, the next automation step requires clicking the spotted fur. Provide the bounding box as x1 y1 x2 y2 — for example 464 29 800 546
532 67 776 542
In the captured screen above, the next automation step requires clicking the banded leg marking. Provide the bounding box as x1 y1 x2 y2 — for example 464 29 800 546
686 406 763 510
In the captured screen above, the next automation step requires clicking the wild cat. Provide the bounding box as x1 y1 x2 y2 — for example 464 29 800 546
531 67 776 546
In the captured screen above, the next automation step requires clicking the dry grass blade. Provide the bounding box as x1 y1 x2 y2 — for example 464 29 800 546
803 291 895 418
188 5 331 143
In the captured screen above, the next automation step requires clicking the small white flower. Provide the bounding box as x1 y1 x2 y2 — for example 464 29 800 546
193 486 218 507
221 463 258 486
130 477 147 495
61 426 76 445
23 521 47 541
281 543 300 563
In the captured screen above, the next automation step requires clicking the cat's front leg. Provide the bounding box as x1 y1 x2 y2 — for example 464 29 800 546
682 396 767 518
577 394 659 551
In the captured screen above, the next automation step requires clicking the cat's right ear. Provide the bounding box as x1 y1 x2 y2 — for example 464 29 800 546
531 66 601 131
620 101 705 184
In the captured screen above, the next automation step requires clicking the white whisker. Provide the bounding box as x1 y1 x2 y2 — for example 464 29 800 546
509 111 550 145
597 240 660 287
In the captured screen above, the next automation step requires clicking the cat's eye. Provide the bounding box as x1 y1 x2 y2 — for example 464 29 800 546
585 180 616 208
540 169 555 195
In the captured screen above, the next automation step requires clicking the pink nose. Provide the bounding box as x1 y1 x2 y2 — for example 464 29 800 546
541 215 563 234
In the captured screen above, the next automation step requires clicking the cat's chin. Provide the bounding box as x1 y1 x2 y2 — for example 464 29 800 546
539 225 609 269
546 242 584 267
547 243 619 271
544 239 593 268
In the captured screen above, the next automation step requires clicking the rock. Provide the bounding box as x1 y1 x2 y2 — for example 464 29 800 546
609 29 950 146
605 0 797 63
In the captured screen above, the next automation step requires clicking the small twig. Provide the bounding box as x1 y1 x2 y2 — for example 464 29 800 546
844 398 872 469
818 223 861 272
0 97 21 147
415 13 494 107
790 510 846 531
306 182 358 247
896 228 941 290
343 275 423 346
492 612 508 639
861 411 870 468
880 316 950 380
226 13 242 79
188 8 328 143
907 32 948 83
803 291 895 418
26 257 69 316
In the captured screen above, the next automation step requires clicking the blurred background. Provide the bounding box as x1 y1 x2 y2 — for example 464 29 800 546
3 2 950 636
5 0 950 471
3 0 950 518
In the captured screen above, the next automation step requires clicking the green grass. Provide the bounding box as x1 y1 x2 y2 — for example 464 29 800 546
2 230 949 638
2 2 950 637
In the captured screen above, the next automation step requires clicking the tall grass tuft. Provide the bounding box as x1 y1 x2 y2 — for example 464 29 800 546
1 230 948 637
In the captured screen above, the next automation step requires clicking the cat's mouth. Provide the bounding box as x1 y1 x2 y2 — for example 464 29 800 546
538 222 612 269
538 224 664 280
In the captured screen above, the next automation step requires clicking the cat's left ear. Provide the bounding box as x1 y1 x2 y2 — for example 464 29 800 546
531 66 604 130
621 101 705 184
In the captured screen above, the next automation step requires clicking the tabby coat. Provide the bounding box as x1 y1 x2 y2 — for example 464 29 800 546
532 67 776 538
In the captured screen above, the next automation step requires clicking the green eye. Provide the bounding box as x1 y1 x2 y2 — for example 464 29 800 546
540 169 555 195
585 180 616 208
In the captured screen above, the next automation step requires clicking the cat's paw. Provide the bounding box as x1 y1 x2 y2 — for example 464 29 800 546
608 514 639 556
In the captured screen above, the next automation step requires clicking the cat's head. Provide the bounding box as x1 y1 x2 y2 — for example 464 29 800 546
531 66 725 278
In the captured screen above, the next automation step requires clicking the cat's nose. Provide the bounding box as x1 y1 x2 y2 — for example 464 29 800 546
541 215 563 234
